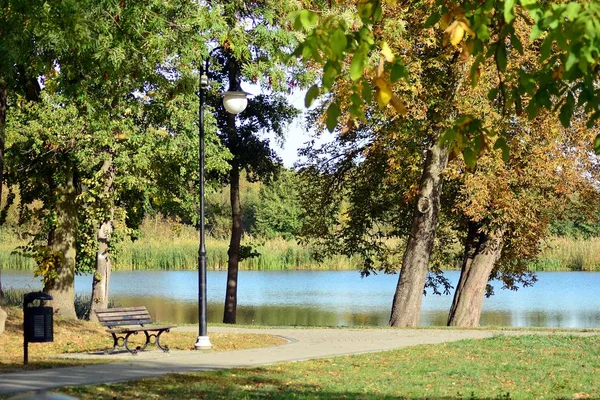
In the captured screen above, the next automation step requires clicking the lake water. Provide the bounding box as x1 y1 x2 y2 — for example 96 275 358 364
2 270 599 328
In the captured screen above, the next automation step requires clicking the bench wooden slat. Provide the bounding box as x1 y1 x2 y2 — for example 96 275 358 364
102 319 153 327
97 313 151 322
95 307 154 327
107 325 175 333
95 306 147 314
96 310 151 318
97 313 151 320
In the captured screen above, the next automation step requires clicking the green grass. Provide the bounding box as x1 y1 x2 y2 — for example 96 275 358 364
54 334 600 399
0 306 286 373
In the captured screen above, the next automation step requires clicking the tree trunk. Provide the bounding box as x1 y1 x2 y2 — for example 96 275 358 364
89 158 115 322
446 221 479 321
0 306 6 335
0 78 7 325
389 53 465 327
0 78 6 212
43 168 78 319
447 225 505 327
389 143 449 326
223 112 241 324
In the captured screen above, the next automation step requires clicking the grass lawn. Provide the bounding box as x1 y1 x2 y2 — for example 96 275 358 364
0 306 286 372
56 334 600 400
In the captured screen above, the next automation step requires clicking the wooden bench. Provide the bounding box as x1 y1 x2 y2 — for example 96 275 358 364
94 306 176 355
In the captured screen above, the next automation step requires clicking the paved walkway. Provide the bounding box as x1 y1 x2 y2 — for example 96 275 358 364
0 326 596 396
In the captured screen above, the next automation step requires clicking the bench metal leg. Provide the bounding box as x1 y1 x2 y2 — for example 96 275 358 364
106 333 122 354
124 331 141 355
142 329 170 353
155 329 171 353
105 329 172 355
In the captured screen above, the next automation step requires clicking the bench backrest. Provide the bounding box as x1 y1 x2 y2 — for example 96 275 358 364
95 307 153 327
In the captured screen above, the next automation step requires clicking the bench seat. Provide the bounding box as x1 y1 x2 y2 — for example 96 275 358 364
95 307 176 355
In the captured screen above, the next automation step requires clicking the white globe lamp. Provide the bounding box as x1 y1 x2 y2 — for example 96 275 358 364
222 91 249 115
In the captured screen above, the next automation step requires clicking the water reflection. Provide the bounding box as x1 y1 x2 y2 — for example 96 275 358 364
2 270 600 328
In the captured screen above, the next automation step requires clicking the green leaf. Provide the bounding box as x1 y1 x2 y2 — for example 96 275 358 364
504 0 516 23
530 24 543 40
424 12 441 28
463 147 477 169
362 79 373 103
520 0 539 7
298 10 318 30
331 28 348 57
326 102 340 133
540 35 553 60
565 3 581 20
323 61 340 89
390 62 408 82
358 1 374 20
359 27 375 45
350 51 366 81
305 84 320 108
559 94 575 128
594 134 600 154
514 90 523 115
493 137 510 161
470 56 483 87
373 3 383 21
440 128 457 146
511 33 524 54
477 24 490 41
565 51 579 72
496 43 507 72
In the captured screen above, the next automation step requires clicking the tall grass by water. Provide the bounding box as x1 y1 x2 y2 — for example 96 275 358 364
0 234 362 271
2 224 599 271
529 236 600 271
113 237 362 271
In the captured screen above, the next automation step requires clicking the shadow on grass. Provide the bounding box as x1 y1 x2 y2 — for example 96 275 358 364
61 367 514 400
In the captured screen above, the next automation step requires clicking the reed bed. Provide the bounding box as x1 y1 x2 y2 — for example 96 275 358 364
0 236 362 271
113 237 362 270
529 236 600 271
2 234 599 271
0 287 117 319
0 241 34 270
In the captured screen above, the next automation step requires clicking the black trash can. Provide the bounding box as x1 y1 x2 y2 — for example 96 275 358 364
23 292 54 343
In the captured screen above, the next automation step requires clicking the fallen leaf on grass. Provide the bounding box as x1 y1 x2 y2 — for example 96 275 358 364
573 393 591 399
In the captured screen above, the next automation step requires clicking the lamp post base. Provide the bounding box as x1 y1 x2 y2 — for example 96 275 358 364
194 335 212 350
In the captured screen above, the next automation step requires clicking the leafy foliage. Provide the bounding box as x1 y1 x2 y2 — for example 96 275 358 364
292 0 600 163
249 169 305 239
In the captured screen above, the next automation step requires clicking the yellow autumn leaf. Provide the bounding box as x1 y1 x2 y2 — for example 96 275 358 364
458 21 475 36
444 21 465 46
381 41 395 63
444 20 458 34
374 77 393 106
377 56 385 77
384 0 397 5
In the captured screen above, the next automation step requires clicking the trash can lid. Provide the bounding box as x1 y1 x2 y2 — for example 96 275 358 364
23 292 53 304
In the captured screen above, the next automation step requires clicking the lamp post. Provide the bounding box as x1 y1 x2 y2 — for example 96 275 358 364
195 52 248 350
